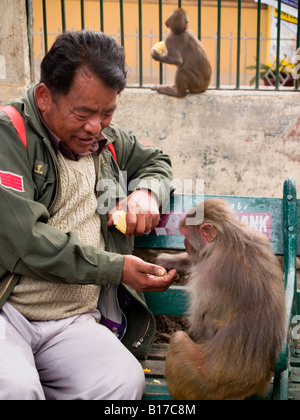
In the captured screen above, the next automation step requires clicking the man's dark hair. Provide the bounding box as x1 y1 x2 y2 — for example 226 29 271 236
40 30 127 95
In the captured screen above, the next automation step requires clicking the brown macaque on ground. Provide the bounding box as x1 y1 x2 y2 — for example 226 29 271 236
151 8 212 98
156 198 286 400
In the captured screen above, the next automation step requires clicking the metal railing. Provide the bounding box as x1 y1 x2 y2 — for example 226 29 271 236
34 0 300 91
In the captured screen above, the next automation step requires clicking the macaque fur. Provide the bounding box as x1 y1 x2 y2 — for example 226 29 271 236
156 199 286 400
151 8 212 97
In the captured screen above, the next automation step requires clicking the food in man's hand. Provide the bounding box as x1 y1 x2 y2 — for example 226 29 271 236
112 210 127 234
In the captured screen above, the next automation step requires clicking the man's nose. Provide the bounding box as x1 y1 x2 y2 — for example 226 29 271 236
84 115 102 135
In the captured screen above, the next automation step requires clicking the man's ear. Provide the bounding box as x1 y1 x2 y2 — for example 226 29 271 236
199 223 217 243
35 83 52 112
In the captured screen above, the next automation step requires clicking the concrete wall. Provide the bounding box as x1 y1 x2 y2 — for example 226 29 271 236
114 89 300 198
0 0 31 104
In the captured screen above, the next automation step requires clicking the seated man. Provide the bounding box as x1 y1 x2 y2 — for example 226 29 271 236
0 30 176 400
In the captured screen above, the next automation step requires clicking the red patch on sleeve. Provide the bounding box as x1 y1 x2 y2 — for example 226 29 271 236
0 170 24 192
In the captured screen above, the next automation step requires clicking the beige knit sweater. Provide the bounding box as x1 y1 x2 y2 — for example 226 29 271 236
8 153 104 321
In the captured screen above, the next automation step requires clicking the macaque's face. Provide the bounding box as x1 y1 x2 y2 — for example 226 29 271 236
180 208 217 256
180 225 202 256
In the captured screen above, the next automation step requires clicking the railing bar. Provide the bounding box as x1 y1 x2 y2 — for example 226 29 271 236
297 5 300 48
159 0 163 84
198 0 201 40
229 32 232 85
214 30 217 87
120 0 124 47
35 30 295 44
236 0 241 89
135 29 138 84
80 0 85 30
100 0 104 32
255 0 261 89
61 0 66 32
164 28 167 84
138 0 143 86
295 4 300 89
150 29 153 84
275 0 282 90
216 0 221 88
42 0 48 54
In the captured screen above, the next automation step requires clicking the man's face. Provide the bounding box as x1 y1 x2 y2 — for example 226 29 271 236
36 68 118 155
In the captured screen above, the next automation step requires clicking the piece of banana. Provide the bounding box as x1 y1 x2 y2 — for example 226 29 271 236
156 268 166 277
112 210 127 234
149 267 167 279
151 41 167 55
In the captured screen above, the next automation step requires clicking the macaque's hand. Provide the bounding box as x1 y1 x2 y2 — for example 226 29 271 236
122 255 176 293
156 252 190 271
156 253 177 270
108 190 160 237
151 49 161 61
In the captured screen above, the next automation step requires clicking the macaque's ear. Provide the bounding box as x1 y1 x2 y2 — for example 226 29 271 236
199 223 217 243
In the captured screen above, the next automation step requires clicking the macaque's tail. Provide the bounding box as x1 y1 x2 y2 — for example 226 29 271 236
165 330 273 400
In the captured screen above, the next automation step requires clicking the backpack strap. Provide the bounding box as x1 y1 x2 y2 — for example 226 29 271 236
0 105 27 149
106 142 116 161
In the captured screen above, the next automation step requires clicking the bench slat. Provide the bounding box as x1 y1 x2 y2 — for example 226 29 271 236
145 286 188 316
141 359 165 377
147 343 168 360
143 378 171 400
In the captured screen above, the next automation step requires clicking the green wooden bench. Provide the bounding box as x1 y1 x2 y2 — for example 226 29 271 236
135 177 299 400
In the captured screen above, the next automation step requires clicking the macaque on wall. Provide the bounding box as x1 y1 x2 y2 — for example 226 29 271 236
151 8 212 98
156 198 286 400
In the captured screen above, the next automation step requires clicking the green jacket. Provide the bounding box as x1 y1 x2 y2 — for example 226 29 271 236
0 85 174 359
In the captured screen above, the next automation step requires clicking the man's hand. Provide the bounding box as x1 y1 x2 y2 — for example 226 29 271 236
122 255 176 293
108 190 160 237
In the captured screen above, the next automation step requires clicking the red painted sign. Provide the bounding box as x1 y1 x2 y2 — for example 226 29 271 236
237 212 272 240
152 210 272 240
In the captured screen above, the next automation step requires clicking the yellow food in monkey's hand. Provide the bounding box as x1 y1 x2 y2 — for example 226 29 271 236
156 268 166 277
150 267 167 279
112 210 127 234
151 41 166 55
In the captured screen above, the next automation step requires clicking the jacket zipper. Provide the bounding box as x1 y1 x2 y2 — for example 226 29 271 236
0 274 15 304
96 154 101 200
116 285 127 341
47 145 60 215
132 311 151 349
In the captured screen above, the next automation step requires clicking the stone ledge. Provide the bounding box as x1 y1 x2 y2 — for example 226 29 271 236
114 88 300 197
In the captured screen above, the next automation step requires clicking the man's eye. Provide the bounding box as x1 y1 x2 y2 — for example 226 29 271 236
102 113 113 120
76 114 89 120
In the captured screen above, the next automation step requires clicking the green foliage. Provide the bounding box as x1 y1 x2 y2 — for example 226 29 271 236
247 55 293 85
